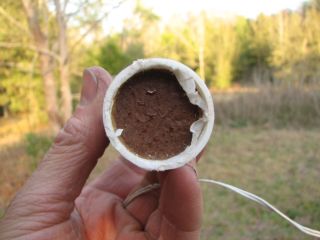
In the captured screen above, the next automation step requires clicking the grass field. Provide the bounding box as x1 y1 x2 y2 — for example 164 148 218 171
199 126 320 240
1 125 319 239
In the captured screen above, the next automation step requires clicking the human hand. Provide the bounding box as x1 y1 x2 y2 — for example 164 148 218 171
0 67 202 240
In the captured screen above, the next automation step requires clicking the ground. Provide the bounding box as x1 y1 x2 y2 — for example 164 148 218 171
1 125 320 240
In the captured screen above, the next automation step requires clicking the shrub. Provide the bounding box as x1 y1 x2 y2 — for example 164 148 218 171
25 133 52 170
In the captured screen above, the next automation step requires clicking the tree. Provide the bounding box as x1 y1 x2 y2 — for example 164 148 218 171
232 17 256 83
97 0 160 75
249 14 274 84
0 0 45 122
98 35 133 75
22 0 61 128
205 17 238 88
0 0 125 129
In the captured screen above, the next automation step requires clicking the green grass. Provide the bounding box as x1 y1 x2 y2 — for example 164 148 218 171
199 126 320 240
1 126 320 239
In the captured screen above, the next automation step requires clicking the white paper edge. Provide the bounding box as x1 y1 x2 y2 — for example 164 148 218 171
103 58 214 171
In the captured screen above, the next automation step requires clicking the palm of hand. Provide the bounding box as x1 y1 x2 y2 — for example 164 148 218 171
3 159 200 240
74 160 201 240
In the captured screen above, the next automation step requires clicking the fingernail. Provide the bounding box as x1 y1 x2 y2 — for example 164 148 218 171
80 68 98 105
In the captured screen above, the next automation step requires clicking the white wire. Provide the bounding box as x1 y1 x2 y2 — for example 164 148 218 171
199 178 320 238
121 176 320 238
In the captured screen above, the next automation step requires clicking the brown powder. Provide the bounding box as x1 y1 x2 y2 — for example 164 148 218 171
112 69 200 159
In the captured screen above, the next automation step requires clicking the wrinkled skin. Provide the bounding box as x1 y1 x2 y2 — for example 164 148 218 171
0 67 202 240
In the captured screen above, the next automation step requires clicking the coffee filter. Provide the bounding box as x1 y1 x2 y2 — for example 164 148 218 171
103 58 214 171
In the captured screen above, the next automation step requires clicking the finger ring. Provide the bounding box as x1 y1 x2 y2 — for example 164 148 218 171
123 183 160 208
186 163 198 178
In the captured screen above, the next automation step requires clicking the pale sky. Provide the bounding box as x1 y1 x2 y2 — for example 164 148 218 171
145 0 304 18
104 0 305 33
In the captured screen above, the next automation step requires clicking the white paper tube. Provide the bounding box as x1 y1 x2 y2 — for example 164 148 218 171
103 58 214 171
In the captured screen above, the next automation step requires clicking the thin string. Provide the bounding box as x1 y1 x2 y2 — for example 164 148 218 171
199 178 320 238
123 177 320 238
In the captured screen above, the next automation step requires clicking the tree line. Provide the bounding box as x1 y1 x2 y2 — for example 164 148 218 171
0 0 320 128
97 0 320 88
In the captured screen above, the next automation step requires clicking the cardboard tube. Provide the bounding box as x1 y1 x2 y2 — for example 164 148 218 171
103 58 214 171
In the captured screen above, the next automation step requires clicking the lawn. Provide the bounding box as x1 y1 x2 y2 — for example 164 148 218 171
1 125 319 239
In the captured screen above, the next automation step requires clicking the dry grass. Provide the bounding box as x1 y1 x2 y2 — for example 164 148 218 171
0 116 48 146
0 143 30 217
214 84 320 128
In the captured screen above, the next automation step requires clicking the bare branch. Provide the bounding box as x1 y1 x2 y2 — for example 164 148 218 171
54 0 68 64
63 0 71 12
0 6 30 35
65 8 83 20
69 0 126 53
22 0 47 45
71 69 82 77
0 42 60 61
65 0 90 20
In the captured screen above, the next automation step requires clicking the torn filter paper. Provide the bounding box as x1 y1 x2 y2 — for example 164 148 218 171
103 58 214 171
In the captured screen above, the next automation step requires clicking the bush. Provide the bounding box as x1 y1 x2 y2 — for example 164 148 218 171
25 133 52 170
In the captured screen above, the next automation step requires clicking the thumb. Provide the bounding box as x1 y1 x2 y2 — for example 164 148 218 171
158 164 202 239
6 67 111 217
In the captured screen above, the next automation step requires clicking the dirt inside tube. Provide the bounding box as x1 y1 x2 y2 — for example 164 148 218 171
112 69 201 159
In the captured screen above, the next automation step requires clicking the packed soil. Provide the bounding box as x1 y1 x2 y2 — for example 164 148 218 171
112 69 201 159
